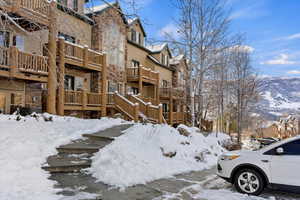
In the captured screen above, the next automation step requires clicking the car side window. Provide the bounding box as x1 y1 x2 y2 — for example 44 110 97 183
264 139 300 156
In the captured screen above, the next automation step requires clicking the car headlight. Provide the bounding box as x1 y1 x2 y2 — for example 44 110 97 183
220 154 240 161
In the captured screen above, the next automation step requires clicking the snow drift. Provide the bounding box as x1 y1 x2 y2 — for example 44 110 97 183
89 123 230 189
0 114 127 200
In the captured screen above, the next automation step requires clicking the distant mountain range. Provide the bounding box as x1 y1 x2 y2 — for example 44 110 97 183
254 77 300 120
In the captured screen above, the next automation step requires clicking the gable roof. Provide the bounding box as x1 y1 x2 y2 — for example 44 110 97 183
147 43 172 57
84 1 128 25
127 17 147 37
170 54 184 65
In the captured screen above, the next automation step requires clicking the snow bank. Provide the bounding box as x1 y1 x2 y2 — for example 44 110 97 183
89 124 230 189
0 114 127 200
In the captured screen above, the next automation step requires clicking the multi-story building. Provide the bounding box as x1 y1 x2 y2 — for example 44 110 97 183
0 0 189 125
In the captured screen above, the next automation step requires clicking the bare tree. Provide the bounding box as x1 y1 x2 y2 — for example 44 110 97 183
162 0 231 127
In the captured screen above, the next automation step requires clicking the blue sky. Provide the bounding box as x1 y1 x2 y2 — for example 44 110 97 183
91 0 300 77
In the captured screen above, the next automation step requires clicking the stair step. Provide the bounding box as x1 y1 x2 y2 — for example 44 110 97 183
56 143 107 154
42 153 92 173
82 134 115 142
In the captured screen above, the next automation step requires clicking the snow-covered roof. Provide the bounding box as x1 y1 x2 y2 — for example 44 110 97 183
127 17 147 37
84 1 116 15
147 43 168 53
127 17 138 25
170 54 184 65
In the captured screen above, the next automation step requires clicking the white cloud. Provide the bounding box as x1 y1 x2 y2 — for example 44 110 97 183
276 33 300 41
287 70 300 75
158 23 180 39
229 2 269 20
261 54 296 65
228 45 255 53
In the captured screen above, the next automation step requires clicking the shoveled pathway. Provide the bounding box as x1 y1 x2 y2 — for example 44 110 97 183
43 124 300 200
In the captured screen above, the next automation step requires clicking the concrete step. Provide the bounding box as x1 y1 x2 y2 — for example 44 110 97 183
88 124 133 138
82 133 115 142
56 141 109 154
42 153 92 173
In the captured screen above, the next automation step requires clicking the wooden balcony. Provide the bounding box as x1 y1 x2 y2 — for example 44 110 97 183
0 46 49 82
3 0 51 27
159 87 186 99
56 41 104 72
127 66 159 85
163 112 185 124
64 90 102 111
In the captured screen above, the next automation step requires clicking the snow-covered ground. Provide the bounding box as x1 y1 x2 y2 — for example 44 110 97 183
89 123 230 189
0 113 128 200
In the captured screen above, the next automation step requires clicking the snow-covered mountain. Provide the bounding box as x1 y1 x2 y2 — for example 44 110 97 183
255 77 300 120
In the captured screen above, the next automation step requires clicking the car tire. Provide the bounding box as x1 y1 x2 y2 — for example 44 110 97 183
234 168 265 195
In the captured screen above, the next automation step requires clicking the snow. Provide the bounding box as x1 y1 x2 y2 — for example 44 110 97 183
147 43 167 53
170 54 184 65
262 91 300 110
89 124 230 189
0 114 128 200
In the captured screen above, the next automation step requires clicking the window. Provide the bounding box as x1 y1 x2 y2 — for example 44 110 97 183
162 80 168 88
162 103 169 113
0 31 10 47
64 75 75 90
117 83 123 95
265 139 300 155
132 60 140 68
13 35 24 51
131 29 136 42
165 55 169 66
132 87 139 95
161 53 165 64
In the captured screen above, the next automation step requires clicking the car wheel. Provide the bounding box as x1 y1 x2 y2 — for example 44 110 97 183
234 169 265 195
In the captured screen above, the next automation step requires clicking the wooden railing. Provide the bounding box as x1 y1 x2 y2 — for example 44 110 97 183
18 51 48 75
147 104 163 123
140 66 159 83
0 46 49 76
61 41 103 70
87 92 101 106
64 90 83 105
0 46 9 67
140 96 157 105
4 0 50 17
127 95 148 115
160 87 185 99
126 67 139 79
107 92 115 105
114 92 139 122
172 112 185 123
127 66 159 84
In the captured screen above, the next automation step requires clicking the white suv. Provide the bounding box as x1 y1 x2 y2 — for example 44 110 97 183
217 135 300 195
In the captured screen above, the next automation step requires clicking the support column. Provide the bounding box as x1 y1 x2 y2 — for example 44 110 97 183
47 1 57 114
57 38 65 115
169 88 173 125
101 54 107 117
156 73 160 105
138 66 143 96
9 46 18 78
134 103 139 122
158 104 163 124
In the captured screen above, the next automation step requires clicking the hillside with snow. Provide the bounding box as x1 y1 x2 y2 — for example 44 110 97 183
255 77 300 120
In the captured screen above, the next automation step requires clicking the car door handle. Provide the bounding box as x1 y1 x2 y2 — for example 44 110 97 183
261 160 269 163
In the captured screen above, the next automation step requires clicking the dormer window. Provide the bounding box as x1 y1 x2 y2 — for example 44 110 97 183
131 29 136 43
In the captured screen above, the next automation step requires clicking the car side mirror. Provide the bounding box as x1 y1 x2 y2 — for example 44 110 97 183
276 147 284 155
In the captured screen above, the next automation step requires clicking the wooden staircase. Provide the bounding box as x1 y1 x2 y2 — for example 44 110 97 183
113 92 164 124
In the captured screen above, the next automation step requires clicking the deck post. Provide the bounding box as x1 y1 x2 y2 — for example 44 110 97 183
9 46 18 77
57 37 65 115
134 103 139 122
47 1 57 114
101 54 107 117
138 65 143 96
156 73 160 105
82 90 87 110
83 45 89 67
158 104 163 124
169 88 173 125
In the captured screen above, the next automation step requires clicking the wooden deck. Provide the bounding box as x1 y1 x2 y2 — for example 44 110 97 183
64 90 102 111
159 87 186 99
127 66 159 85
3 0 51 27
